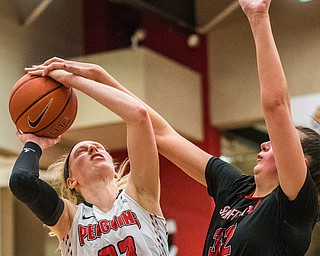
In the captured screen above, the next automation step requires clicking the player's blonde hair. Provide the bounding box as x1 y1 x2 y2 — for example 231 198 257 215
47 152 130 205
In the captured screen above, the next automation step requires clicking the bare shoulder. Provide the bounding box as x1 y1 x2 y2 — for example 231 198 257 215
48 198 77 241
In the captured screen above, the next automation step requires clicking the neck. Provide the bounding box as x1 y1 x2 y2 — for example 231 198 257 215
80 180 119 212
252 188 273 198
254 177 279 198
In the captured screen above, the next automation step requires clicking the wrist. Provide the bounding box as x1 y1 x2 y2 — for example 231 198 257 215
247 12 270 26
95 66 108 82
24 141 43 157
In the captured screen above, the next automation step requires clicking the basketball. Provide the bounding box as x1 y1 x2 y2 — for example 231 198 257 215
9 74 78 138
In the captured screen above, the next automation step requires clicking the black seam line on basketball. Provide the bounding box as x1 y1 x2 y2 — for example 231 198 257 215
31 89 74 134
14 85 66 124
27 98 53 128
9 76 39 106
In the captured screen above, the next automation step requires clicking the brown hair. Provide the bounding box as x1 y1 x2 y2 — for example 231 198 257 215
297 125 320 201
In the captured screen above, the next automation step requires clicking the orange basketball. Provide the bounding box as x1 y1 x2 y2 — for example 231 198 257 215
9 74 78 138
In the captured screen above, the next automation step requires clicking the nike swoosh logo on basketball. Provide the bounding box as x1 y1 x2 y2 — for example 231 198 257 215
82 215 95 220
27 98 53 128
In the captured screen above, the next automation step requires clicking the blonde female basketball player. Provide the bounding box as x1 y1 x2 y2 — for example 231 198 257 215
10 67 169 256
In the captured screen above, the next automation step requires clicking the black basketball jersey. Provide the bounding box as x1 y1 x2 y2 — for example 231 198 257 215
203 157 318 256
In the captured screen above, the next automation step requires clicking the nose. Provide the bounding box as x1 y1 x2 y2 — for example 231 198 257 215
88 145 98 154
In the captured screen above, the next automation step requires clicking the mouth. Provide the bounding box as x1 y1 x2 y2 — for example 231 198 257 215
256 154 263 163
90 153 105 161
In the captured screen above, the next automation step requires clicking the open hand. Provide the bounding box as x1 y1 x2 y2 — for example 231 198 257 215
25 65 73 87
38 57 105 82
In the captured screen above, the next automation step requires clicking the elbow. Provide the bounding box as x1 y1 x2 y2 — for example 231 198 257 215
9 169 39 203
262 95 290 114
131 104 150 124
9 169 22 196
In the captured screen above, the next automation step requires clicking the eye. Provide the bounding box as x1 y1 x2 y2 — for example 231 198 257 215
97 146 106 152
76 146 88 156
93 144 106 152
260 142 270 152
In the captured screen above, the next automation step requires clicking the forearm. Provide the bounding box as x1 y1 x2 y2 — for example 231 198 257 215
97 70 171 138
9 142 64 226
249 13 290 110
35 59 172 141
66 74 148 124
97 69 210 185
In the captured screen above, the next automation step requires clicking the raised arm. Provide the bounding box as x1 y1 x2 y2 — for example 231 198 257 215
9 132 76 240
27 58 212 186
28 68 163 215
239 0 307 200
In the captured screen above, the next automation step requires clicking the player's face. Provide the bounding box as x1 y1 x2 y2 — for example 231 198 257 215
69 140 115 181
253 141 278 180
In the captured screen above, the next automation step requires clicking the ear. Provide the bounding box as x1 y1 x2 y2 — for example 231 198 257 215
304 156 310 167
67 177 78 189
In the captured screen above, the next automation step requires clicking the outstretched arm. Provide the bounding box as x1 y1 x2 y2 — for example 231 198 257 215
27 58 212 186
27 67 163 215
239 0 307 200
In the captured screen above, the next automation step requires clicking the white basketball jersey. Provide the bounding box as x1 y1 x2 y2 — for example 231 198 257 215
59 190 169 256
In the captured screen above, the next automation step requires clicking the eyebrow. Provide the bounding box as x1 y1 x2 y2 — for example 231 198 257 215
74 143 106 155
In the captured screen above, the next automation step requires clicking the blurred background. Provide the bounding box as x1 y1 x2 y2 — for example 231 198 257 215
0 0 320 255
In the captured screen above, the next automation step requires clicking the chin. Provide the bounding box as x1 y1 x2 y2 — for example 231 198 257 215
252 165 260 175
